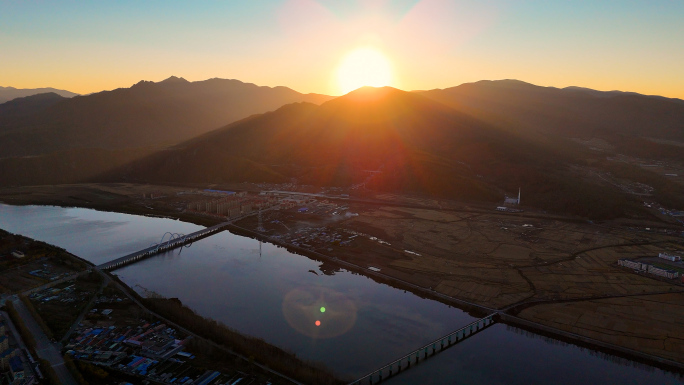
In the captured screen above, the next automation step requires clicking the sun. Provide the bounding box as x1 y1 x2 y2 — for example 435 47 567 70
336 48 393 94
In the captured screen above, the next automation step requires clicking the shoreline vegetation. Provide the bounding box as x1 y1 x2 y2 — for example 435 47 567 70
110 268 346 385
144 297 345 385
106 270 345 384
106 271 345 384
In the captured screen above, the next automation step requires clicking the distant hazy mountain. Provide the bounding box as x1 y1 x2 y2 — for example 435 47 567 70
0 76 334 157
0 86 78 103
419 80 684 145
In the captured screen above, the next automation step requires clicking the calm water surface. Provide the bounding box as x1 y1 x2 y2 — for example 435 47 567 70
0 204 681 383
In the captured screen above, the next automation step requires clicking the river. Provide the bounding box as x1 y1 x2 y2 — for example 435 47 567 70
0 204 681 384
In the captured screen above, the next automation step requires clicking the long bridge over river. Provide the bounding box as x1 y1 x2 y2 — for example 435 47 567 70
349 315 496 384
98 221 232 270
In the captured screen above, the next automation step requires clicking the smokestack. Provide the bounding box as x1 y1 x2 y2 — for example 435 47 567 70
518 187 521 205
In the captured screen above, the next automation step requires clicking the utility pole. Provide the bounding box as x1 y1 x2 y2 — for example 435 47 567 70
257 208 265 232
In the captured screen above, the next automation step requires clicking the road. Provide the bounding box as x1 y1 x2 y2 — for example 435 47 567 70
10 296 77 385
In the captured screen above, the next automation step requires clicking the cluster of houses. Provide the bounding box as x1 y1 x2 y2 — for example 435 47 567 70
66 319 260 384
0 317 31 385
186 192 276 218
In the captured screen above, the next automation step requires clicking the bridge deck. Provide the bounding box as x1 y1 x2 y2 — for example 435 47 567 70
98 221 231 270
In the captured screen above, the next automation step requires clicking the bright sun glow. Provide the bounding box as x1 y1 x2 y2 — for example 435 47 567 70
336 48 392 94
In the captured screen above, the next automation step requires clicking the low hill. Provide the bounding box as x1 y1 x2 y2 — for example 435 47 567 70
0 77 334 157
0 93 67 130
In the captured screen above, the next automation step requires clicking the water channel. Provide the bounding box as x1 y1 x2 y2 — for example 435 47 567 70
0 204 681 384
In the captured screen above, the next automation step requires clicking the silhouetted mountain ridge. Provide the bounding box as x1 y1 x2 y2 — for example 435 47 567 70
419 80 684 143
0 77 334 157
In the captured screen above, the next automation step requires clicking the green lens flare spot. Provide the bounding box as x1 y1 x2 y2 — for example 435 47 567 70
320 307 326 313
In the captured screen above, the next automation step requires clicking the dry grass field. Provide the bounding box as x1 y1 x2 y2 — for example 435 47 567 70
335 206 684 308
519 244 680 302
519 293 684 363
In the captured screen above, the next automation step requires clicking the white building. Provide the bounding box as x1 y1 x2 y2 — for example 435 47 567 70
618 259 645 271
619 259 679 279
647 264 679 279
504 188 521 205
11 251 24 259
658 253 682 262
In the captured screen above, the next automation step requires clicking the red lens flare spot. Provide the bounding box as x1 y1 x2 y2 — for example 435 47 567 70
283 287 357 339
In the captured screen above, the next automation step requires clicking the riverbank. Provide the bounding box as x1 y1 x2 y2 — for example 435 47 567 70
0 183 225 228
227 224 494 318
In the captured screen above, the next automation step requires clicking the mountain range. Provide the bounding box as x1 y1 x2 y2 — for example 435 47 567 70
0 76 332 157
420 80 684 155
1 77 683 219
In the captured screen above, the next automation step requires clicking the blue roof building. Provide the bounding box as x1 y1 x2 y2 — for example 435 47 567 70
9 355 24 380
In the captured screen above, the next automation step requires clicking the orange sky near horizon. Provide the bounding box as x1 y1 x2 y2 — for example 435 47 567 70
2 1 683 99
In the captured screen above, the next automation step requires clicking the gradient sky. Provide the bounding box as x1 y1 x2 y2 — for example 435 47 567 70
1 0 683 98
